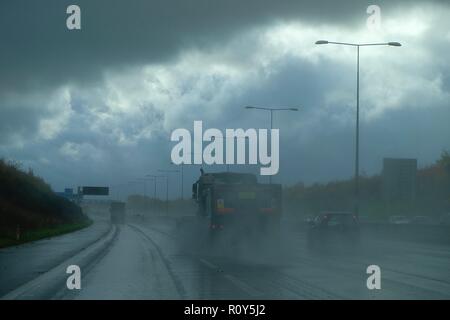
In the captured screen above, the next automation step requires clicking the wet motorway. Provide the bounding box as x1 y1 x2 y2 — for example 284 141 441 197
1 214 450 300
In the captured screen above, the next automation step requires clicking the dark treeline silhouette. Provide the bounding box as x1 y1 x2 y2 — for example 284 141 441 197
284 151 450 220
0 159 88 245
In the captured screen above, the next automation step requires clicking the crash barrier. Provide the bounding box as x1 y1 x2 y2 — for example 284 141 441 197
359 223 450 245
283 218 450 245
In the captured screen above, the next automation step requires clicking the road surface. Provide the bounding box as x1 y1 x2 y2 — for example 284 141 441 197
0 215 110 297
1 215 450 299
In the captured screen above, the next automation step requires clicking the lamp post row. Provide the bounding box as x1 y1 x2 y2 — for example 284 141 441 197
112 39 401 218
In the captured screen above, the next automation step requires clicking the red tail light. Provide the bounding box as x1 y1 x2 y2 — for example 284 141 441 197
217 208 234 214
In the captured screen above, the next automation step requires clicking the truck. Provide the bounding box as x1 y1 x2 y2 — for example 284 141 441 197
110 201 126 224
191 170 282 245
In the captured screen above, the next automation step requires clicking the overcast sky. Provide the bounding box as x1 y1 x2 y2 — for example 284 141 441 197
0 0 449 199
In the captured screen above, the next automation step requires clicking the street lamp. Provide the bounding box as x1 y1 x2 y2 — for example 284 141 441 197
145 174 167 215
158 169 180 199
170 161 185 200
315 39 401 216
145 174 165 199
244 106 299 183
158 169 180 215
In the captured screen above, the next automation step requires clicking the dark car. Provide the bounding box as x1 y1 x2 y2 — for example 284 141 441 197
307 212 360 252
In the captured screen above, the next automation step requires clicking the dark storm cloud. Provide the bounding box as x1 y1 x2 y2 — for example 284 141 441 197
278 102 450 186
1 0 444 94
1 0 449 193
0 103 40 144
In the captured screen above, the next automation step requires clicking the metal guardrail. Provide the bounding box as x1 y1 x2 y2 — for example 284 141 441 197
359 223 450 244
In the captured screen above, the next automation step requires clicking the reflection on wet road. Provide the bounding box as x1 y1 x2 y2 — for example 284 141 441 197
64 219 450 299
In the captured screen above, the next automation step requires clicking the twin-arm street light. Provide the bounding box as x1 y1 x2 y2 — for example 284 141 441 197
145 174 166 199
315 40 401 216
245 106 299 130
244 106 299 184
158 169 180 215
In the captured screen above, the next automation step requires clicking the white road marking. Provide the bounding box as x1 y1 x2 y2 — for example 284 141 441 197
223 274 263 297
199 258 219 270
199 258 263 297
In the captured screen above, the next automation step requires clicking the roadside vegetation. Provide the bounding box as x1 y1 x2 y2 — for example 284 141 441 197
116 152 449 223
0 159 91 248
284 151 450 220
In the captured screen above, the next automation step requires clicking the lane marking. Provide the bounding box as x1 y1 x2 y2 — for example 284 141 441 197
199 258 219 270
223 274 263 297
199 258 263 297
1 225 117 300
128 224 185 299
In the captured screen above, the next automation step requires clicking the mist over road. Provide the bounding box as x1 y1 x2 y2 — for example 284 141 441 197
2 213 450 300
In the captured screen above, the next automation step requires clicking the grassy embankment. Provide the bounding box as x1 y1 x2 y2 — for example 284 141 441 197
0 159 91 248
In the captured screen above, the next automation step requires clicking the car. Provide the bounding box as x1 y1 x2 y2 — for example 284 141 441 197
306 212 360 252
388 215 410 225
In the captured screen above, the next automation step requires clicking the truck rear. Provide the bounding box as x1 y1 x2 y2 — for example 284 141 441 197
192 172 282 243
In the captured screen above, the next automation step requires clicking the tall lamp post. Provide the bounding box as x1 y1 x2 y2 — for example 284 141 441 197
315 40 401 216
158 169 180 215
145 174 165 199
145 174 166 215
244 106 299 184
170 161 184 200
139 177 155 213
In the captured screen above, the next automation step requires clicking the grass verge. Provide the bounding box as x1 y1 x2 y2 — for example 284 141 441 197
0 219 93 249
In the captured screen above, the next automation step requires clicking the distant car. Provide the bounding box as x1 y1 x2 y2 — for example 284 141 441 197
388 215 410 225
307 212 360 251
410 216 434 225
